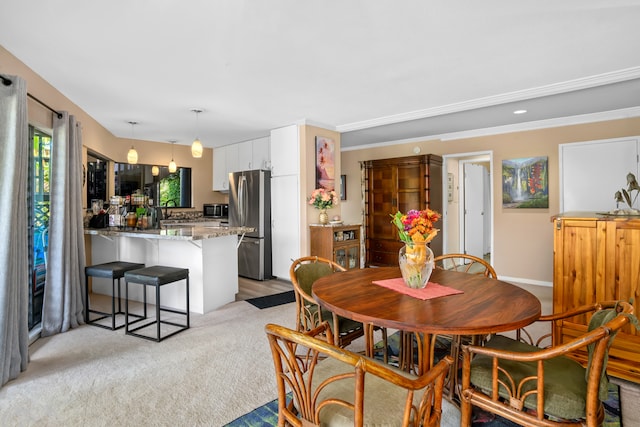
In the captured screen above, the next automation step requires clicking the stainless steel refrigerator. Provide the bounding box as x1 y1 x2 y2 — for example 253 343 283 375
228 169 272 280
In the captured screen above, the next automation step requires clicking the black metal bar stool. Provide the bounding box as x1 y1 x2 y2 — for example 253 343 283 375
124 265 190 342
85 261 146 330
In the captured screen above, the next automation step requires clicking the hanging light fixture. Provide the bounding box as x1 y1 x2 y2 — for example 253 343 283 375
190 108 204 158
151 165 160 176
168 140 177 173
127 121 139 164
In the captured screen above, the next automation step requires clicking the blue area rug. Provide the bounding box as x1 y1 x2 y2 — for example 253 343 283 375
225 399 280 426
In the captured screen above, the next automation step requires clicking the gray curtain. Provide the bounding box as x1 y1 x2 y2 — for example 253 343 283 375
41 113 86 336
0 75 30 387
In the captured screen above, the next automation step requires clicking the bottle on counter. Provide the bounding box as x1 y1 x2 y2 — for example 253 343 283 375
108 203 121 228
126 212 138 228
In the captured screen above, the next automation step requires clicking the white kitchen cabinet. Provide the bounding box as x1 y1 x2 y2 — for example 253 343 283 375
213 146 228 191
212 144 239 191
226 143 239 174
269 124 301 279
252 136 270 170
237 140 253 171
271 174 300 279
270 125 299 176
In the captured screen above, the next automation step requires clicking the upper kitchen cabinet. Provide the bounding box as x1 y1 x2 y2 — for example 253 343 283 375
252 136 270 170
213 145 230 191
213 137 270 191
237 140 253 171
213 144 237 191
270 125 299 177
237 137 271 171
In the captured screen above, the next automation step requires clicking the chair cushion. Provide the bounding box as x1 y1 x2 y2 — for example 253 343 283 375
470 335 588 421
124 265 189 286
86 261 145 279
309 357 461 427
295 262 335 296
302 304 363 336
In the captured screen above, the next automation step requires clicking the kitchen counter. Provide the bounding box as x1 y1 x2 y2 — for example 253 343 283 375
85 225 253 241
85 224 250 314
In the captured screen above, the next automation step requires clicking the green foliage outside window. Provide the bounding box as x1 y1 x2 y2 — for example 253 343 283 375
160 173 181 206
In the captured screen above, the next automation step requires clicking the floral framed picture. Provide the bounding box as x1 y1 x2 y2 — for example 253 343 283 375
502 156 549 208
315 136 335 191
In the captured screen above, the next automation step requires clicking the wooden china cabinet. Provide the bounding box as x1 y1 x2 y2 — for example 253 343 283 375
552 212 640 383
310 224 361 270
364 155 442 267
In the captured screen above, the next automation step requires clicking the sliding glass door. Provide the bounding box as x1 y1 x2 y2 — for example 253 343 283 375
28 126 51 331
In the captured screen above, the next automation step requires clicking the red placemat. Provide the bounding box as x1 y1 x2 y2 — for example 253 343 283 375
372 277 464 300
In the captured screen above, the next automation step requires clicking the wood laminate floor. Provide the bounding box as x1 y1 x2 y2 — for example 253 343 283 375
236 276 293 301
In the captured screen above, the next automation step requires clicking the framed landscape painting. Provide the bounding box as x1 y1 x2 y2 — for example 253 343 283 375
502 156 549 208
315 136 335 191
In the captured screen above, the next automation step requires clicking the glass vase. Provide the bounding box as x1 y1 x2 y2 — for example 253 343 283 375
319 209 329 225
398 242 434 289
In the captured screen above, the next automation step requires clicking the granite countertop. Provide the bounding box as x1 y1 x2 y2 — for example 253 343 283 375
84 225 254 241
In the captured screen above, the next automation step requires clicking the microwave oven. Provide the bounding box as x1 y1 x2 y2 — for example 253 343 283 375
203 203 228 218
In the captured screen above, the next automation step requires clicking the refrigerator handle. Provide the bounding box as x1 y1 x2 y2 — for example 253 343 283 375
238 175 247 226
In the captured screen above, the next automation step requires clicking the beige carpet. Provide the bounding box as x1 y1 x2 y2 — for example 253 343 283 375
0 300 296 426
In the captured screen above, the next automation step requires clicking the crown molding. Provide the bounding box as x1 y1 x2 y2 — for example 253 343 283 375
340 106 640 152
336 67 640 133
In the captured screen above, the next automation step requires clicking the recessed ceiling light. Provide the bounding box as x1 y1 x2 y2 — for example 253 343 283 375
513 109 527 115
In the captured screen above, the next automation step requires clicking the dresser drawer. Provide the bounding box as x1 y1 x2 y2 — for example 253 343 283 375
368 238 402 253
367 250 400 267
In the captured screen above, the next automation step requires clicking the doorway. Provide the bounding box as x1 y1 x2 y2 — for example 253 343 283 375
442 152 493 265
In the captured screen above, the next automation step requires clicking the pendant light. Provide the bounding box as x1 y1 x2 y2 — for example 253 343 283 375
168 140 177 173
127 121 138 164
190 108 203 158
151 165 160 176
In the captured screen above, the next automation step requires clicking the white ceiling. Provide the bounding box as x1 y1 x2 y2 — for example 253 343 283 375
2 1 640 150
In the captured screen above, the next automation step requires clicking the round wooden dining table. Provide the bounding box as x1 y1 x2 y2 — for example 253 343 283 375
312 266 541 382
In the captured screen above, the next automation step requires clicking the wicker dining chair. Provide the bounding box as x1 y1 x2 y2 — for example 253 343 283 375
289 256 365 348
433 253 497 278
407 254 498 374
265 322 461 427
460 300 637 427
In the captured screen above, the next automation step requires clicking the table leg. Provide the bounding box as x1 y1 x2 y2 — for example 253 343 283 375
364 323 375 358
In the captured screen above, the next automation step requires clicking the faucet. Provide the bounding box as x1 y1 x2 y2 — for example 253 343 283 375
163 199 177 219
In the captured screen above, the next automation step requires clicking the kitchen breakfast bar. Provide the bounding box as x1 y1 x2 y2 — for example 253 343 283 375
85 224 254 314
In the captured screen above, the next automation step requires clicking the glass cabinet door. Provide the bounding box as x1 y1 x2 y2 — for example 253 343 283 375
335 248 347 269
347 246 359 269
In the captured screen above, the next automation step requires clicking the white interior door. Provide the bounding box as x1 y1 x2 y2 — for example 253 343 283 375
464 163 485 258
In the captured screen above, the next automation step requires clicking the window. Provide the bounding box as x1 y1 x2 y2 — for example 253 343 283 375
113 163 192 208
29 127 51 331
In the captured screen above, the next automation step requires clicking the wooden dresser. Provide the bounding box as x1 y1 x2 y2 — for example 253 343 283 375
310 224 361 270
364 155 442 267
552 212 640 383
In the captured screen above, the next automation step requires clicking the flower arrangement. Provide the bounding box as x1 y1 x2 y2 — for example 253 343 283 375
308 188 339 210
390 209 440 245
613 173 640 214
391 209 440 288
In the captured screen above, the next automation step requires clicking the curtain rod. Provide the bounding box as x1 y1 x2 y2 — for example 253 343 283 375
0 73 63 119
28 93 63 119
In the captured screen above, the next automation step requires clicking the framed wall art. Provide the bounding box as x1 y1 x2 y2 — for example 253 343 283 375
502 156 549 208
315 136 335 191
340 174 346 200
